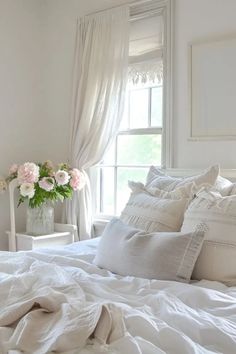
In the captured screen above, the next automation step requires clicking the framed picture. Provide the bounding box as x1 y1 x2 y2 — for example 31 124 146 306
189 34 236 140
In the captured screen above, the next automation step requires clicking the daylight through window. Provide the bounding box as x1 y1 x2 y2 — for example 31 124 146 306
95 1 170 216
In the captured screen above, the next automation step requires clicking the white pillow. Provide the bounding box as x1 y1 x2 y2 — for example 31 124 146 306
230 184 236 195
146 165 219 191
181 190 236 285
214 175 233 196
94 218 205 282
120 181 191 232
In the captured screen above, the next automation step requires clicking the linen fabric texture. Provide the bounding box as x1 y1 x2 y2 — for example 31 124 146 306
181 190 236 286
120 181 191 232
94 218 205 283
1 241 236 354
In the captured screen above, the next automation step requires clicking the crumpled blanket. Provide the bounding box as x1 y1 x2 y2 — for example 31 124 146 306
0 258 126 354
1 242 236 354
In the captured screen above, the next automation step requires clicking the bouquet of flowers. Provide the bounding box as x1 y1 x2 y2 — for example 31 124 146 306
3 161 85 208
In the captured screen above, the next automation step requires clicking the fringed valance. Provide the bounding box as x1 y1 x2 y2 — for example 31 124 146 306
129 10 164 86
128 58 163 85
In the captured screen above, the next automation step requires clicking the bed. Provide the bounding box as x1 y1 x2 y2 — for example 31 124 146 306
0 237 236 354
1 165 236 353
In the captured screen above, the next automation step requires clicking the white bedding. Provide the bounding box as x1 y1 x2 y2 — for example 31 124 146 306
0 238 236 354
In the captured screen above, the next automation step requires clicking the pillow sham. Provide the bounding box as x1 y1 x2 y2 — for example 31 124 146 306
145 165 219 192
120 181 190 232
94 218 205 283
181 190 236 285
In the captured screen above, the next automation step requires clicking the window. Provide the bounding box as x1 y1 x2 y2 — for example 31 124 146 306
94 0 172 217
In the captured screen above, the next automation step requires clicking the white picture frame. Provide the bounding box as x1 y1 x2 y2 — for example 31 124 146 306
188 34 236 140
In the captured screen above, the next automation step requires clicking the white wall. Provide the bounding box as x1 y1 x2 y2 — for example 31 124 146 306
173 0 236 168
0 0 47 249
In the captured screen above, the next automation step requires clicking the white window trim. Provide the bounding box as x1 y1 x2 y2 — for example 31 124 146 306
161 0 173 168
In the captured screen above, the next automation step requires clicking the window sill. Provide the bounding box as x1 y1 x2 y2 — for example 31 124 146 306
93 216 113 237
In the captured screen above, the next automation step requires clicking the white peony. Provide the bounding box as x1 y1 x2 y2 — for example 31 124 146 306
20 183 35 199
55 170 70 186
39 177 54 192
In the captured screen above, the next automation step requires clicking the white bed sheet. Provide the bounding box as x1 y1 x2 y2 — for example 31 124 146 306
0 238 236 354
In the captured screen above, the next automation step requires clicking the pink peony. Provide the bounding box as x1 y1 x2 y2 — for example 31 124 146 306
39 177 54 191
9 164 18 175
17 162 39 184
69 168 86 191
55 170 70 186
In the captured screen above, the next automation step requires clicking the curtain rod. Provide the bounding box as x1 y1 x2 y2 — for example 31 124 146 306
86 0 164 17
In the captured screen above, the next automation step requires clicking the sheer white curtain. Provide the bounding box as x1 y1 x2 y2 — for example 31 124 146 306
65 5 129 240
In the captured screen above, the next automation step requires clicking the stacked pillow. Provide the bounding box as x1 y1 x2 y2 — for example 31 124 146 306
96 164 236 285
181 190 236 286
144 164 236 285
120 165 219 233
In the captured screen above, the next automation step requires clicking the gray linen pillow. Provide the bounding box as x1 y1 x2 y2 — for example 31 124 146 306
94 218 205 283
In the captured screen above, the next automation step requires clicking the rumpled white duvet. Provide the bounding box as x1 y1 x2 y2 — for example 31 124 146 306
0 238 236 354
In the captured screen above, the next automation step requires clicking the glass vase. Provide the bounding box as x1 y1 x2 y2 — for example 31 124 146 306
26 204 54 236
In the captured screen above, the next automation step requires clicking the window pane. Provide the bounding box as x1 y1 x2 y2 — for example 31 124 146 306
151 86 163 127
117 134 162 166
99 168 114 215
116 167 148 215
130 89 149 128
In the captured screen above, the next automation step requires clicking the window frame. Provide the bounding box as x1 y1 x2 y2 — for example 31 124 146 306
91 0 173 220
